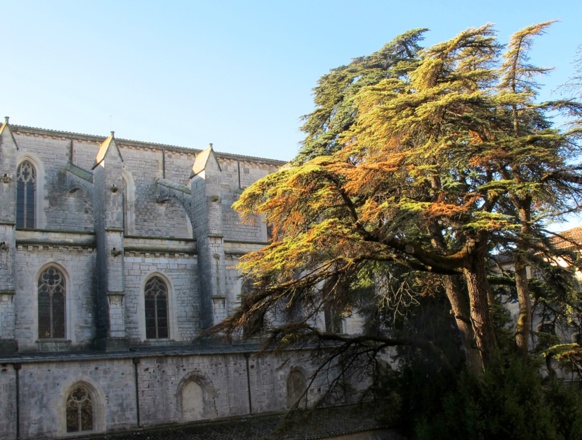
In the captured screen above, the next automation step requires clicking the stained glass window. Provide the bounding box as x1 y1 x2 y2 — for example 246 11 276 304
17 161 36 228
38 266 66 339
145 276 168 339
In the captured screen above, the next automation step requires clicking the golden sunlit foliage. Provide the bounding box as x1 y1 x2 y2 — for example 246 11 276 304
218 23 582 376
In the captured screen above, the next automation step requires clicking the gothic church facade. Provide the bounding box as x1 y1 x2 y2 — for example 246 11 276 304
0 120 331 439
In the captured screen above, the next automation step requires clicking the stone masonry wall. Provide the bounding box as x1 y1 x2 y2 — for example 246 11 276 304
0 349 323 439
14 133 94 231
0 363 17 438
124 251 198 343
219 158 275 242
0 124 310 439
120 145 193 239
7 358 136 439
11 128 282 242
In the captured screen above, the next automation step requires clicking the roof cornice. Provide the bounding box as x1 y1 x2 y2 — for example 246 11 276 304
8 124 287 167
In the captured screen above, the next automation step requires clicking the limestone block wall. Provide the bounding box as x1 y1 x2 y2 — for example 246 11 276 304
0 292 16 337
343 311 366 335
137 353 250 425
9 358 136 439
224 254 244 317
0 123 307 439
11 130 198 238
163 149 197 186
13 132 94 231
54 186 94 231
0 225 16 292
0 349 326 439
134 350 324 426
120 146 193 239
0 129 18 224
249 354 300 413
10 127 283 243
136 350 325 425
222 189 267 243
124 250 198 343
219 158 277 242
0 364 17 437
14 244 96 351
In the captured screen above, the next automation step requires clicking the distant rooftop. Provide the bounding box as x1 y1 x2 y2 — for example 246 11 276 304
551 226 582 251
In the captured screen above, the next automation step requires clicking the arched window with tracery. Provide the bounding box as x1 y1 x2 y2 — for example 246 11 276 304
145 276 169 339
66 385 93 433
17 160 36 228
38 266 66 339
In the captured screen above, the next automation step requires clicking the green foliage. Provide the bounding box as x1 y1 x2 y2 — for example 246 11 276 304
219 25 582 421
373 294 582 440
213 23 582 440
545 344 582 381
368 293 463 430
412 356 582 440
297 28 427 164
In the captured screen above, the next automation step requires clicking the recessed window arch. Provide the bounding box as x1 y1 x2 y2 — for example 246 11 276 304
38 265 66 339
178 372 217 422
16 160 36 228
182 380 204 421
287 368 307 408
144 275 169 339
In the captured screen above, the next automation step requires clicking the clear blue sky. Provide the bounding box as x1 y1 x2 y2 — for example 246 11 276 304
1 0 581 162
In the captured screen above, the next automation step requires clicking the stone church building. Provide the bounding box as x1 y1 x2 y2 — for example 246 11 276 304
0 119 349 439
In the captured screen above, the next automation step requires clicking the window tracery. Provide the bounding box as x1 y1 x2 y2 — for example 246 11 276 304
145 276 169 339
66 385 93 432
38 266 66 339
17 160 36 228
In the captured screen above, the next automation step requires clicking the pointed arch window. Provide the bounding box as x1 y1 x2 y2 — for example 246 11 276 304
145 276 169 339
38 266 66 339
17 160 36 228
66 385 93 432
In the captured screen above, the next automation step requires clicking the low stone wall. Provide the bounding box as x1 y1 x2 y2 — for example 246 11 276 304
0 346 328 439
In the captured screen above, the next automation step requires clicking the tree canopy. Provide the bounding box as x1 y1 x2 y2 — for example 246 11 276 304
216 23 582 381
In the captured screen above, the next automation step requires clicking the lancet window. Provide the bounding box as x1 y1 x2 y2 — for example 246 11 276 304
145 276 169 339
16 160 36 228
38 266 66 339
